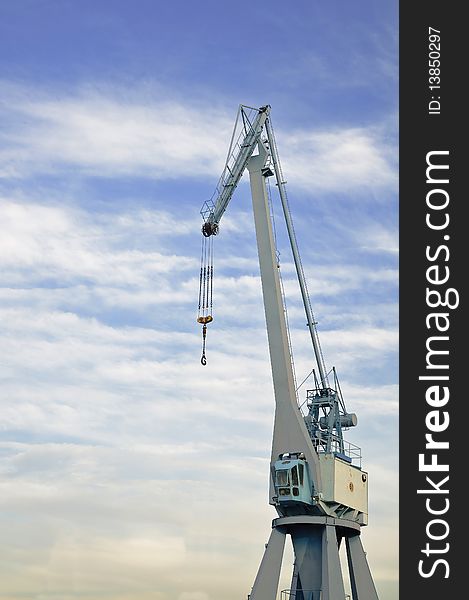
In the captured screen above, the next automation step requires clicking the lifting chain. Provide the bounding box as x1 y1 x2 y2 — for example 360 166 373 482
197 231 214 365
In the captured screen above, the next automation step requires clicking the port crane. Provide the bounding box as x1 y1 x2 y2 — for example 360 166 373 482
197 105 379 600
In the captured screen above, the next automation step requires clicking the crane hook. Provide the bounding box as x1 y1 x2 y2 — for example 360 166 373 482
197 318 212 366
200 324 208 365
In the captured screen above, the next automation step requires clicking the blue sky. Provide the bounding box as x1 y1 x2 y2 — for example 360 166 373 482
0 2 398 599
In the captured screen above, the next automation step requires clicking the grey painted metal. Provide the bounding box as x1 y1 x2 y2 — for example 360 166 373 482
264 119 329 388
346 535 379 600
289 562 300 598
254 518 377 600
290 524 323 597
285 522 345 599
246 143 322 502
274 515 361 533
322 526 346 600
249 527 287 600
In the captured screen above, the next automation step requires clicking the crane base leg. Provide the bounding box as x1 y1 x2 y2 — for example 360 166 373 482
288 523 345 600
346 534 379 600
249 517 379 600
249 527 287 600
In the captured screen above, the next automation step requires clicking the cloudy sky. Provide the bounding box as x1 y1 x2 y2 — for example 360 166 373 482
0 2 398 599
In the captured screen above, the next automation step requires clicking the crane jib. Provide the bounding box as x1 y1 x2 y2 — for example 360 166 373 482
201 105 270 233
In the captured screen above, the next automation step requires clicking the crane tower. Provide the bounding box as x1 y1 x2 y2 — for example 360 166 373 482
197 105 379 600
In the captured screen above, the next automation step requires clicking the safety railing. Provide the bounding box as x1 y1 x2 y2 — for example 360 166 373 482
280 590 322 600
279 591 351 600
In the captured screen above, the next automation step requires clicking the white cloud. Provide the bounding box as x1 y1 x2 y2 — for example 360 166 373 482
1 83 396 195
0 437 276 599
286 262 397 298
349 222 399 255
278 125 397 193
1 200 197 288
0 84 232 180
0 80 398 597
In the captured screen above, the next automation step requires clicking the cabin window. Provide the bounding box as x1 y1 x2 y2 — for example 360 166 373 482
298 463 304 485
276 469 289 486
291 465 299 486
292 487 299 496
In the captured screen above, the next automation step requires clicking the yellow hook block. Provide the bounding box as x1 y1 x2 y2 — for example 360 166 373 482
197 315 213 324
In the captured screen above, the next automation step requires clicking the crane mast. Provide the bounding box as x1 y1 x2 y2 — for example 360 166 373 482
263 118 329 389
197 105 378 600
